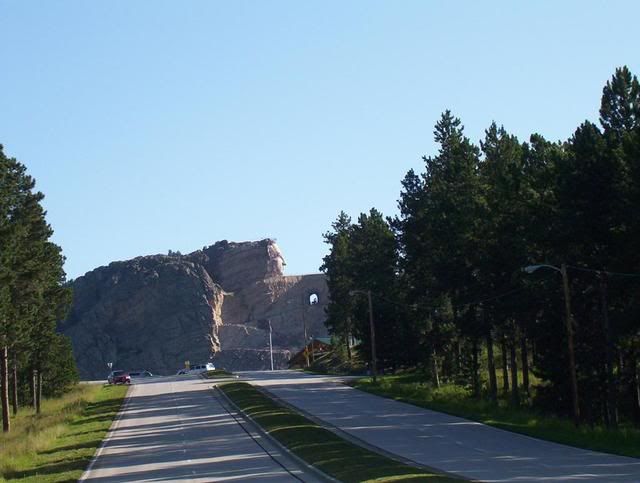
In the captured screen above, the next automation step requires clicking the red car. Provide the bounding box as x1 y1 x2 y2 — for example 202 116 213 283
108 370 131 384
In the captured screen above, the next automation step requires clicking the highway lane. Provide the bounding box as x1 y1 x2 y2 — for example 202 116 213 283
80 375 323 482
242 370 640 483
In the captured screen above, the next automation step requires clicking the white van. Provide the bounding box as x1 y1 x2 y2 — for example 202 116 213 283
187 363 215 374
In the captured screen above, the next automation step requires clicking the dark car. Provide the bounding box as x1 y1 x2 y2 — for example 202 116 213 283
108 370 131 385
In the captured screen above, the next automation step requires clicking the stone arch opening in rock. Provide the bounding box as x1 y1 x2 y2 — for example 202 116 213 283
309 293 319 305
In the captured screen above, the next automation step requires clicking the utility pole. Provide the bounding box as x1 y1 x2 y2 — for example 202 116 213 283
524 263 580 425
349 290 377 383
268 319 274 371
560 263 580 426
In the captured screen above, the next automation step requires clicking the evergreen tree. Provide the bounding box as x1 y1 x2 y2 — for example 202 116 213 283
322 66 640 425
600 66 640 136
320 212 356 356
396 111 483 384
477 122 529 404
348 209 402 369
0 145 75 431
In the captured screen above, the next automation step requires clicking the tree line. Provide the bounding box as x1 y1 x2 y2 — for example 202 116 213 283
0 145 78 433
321 66 640 427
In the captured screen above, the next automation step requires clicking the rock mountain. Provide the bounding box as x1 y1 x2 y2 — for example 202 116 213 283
59 239 329 379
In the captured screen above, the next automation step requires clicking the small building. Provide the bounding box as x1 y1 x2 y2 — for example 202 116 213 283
289 337 332 367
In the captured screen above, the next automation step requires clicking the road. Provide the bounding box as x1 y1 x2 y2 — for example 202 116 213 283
80 375 324 482
241 370 640 483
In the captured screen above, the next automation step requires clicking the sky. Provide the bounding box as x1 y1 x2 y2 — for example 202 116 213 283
1 1 638 280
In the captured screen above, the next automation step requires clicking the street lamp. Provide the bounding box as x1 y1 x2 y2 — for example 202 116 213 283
524 263 580 425
349 289 377 383
301 294 310 368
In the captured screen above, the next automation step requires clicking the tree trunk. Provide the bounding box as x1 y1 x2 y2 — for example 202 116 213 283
599 275 618 428
36 371 42 414
432 348 440 389
501 336 509 395
636 362 640 426
11 360 18 416
486 331 498 403
345 318 352 361
31 370 37 408
1 346 10 432
510 337 520 406
472 337 480 399
618 350 624 373
521 336 530 398
632 350 640 426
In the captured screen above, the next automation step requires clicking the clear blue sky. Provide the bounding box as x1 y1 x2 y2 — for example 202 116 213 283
1 1 638 280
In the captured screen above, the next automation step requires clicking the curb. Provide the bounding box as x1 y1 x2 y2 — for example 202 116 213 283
213 384 339 483
78 384 132 482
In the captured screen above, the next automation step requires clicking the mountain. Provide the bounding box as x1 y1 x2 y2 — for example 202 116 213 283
59 239 328 379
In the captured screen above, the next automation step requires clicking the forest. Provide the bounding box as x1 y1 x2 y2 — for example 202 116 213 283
0 146 78 433
321 66 640 427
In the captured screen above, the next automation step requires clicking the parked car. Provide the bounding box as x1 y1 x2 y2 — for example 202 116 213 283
107 370 131 384
176 369 188 375
129 370 153 378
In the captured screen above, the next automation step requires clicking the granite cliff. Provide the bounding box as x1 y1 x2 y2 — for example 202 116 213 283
59 240 329 379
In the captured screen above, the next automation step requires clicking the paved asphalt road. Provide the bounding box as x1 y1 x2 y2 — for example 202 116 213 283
241 370 640 482
80 375 324 482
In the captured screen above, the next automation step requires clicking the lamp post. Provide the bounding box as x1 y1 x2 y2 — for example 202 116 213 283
300 294 310 367
282 295 318 368
349 289 377 383
524 263 580 425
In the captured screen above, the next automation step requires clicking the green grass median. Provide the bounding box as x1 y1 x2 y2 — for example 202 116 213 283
219 382 460 482
352 375 640 459
0 384 129 483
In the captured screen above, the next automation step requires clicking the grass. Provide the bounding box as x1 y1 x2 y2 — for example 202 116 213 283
0 383 129 482
219 382 460 483
352 374 640 458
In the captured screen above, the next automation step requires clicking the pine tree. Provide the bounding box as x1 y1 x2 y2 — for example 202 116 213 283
320 212 356 355
396 111 483 383
348 209 401 369
600 66 640 136
0 145 74 431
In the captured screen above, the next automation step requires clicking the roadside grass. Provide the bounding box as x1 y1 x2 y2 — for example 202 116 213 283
352 375 640 458
219 382 460 482
0 384 128 482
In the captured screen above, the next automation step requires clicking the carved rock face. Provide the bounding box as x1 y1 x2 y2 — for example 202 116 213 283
59 239 328 379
